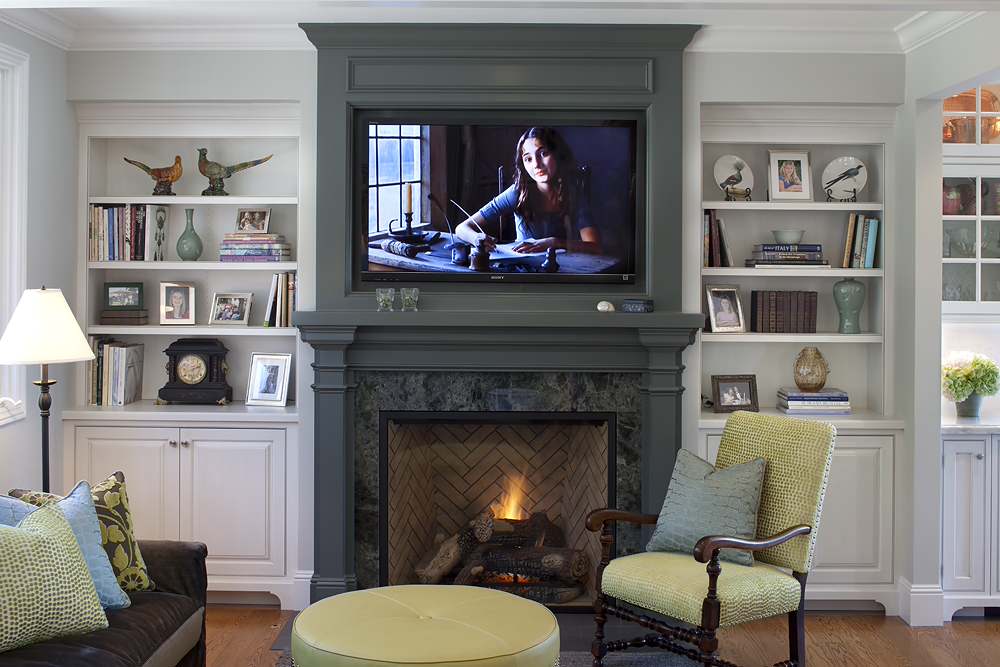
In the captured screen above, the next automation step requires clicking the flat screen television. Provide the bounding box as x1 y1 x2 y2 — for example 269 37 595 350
355 111 641 283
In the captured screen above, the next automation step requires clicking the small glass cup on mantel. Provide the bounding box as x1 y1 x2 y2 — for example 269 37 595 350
375 288 396 312
400 287 420 312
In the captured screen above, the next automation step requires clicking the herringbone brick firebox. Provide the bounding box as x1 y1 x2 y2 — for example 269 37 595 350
381 412 614 607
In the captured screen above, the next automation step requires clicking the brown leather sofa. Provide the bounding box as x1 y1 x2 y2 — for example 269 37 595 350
0 541 207 667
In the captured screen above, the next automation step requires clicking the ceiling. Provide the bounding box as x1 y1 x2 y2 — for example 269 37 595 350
0 1 991 53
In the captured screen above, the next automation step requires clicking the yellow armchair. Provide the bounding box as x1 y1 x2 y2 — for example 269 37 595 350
586 411 836 667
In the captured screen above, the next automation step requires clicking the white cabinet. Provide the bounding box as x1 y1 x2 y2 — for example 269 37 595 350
941 437 988 593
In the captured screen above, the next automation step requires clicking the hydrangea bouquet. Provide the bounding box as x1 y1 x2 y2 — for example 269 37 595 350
942 352 999 413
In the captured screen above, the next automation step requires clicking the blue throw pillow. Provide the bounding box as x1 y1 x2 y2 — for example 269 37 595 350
0 481 130 610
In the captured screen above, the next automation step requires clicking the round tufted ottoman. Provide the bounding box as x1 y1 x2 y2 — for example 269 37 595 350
291 585 560 667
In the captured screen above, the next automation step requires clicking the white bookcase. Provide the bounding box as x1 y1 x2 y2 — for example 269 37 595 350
63 102 309 609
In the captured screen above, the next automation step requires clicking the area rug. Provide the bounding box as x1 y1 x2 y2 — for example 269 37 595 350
276 650 695 666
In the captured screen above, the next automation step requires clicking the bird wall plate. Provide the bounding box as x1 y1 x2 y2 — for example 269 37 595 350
713 155 753 201
821 157 868 202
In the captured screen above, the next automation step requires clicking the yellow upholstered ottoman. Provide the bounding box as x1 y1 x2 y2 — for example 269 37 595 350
291 585 560 667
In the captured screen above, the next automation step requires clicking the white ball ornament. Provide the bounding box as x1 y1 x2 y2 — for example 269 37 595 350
597 300 615 312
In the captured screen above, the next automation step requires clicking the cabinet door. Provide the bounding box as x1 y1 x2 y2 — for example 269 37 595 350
73 426 180 540
810 435 894 584
178 428 286 576
942 437 987 592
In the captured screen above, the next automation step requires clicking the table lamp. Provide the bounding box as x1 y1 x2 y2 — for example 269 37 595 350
0 287 94 492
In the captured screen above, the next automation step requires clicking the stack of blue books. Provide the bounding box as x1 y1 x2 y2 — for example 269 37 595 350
777 387 851 415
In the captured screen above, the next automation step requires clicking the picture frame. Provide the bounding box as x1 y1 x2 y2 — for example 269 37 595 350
705 284 745 333
160 282 196 325
209 292 253 326
103 282 144 311
235 208 271 234
711 374 759 413
246 352 292 406
769 150 812 201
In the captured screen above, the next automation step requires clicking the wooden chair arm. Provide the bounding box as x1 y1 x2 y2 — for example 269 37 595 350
693 525 812 563
585 508 658 532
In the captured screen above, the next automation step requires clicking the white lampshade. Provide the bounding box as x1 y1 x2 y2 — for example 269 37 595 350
0 288 95 365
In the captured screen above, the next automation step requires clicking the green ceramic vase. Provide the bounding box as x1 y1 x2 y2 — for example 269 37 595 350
833 277 865 335
176 208 203 261
956 393 983 419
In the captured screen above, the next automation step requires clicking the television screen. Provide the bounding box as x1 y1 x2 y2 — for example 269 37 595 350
359 120 638 283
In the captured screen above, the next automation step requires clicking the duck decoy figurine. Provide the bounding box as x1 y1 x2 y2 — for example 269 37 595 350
123 155 183 195
197 148 272 196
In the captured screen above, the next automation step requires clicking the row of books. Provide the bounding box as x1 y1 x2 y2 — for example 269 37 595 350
88 204 160 262
87 337 144 406
220 233 291 263
839 214 879 269
749 291 818 333
702 210 734 267
99 309 149 326
745 243 829 268
264 272 296 327
777 387 851 416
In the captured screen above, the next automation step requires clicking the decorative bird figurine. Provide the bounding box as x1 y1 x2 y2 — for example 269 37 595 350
197 148 273 196
824 163 865 189
123 155 183 195
718 161 744 190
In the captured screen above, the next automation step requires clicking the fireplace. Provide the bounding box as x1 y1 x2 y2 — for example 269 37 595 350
380 411 615 607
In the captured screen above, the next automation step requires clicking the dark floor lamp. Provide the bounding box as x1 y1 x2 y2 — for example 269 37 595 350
0 287 94 492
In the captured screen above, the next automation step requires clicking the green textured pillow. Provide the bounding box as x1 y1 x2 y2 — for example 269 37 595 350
10 471 155 592
0 503 108 653
646 449 765 566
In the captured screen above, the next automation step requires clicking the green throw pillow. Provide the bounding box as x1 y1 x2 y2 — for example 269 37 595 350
646 449 765 566
10 471 155 592
0 503 108 653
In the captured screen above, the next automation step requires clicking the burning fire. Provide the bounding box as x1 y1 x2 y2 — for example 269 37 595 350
491 474 528 521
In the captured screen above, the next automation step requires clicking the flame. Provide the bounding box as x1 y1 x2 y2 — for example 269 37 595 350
491 474 528 521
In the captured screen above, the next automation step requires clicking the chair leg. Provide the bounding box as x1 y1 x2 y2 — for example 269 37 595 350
591 597 607 667
787 606 805 666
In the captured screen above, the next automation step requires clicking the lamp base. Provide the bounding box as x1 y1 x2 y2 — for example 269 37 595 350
33 364 56 493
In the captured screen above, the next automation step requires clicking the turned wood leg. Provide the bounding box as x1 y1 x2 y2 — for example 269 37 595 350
591 598 607 667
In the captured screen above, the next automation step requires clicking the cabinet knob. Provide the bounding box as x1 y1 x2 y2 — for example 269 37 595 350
180 440 190 447
977 453 984 460
168 440 178 447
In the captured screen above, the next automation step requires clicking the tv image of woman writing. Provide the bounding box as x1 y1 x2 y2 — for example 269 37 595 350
456 127 603 255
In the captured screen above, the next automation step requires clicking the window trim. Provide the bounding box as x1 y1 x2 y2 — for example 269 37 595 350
0 43 29 427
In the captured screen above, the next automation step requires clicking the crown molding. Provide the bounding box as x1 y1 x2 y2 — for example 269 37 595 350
0 9 74 51
895 10 984 53
69 23 313 52
688 24 900 54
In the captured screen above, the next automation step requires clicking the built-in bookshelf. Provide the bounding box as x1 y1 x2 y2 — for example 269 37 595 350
696 104 895 423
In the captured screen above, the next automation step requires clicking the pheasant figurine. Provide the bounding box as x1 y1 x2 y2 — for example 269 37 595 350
197 148 272 196
123 155 183 195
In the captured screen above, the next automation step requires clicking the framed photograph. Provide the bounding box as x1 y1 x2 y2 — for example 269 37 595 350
711 375 759 413
705 284 745 333
246 353 292 406
235 208 271 234
769 150 812 201
103 282 144 311
160 282 195 325
210 292 253 326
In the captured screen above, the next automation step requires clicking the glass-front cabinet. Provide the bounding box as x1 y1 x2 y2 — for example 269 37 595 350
943 86 1000 148
942 168 1000 312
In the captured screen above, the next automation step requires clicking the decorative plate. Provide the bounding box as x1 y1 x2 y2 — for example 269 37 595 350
713 155 754 196
821 157 868 200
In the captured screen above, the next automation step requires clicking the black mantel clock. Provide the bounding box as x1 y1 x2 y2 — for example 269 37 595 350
157 338 233 405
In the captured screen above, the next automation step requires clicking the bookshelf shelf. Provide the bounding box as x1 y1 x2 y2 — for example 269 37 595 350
88 196 297 206
63 400 298 423
702 201 883 212
702 332 882 344
698 407 904 431
87 325 297 337
88 261 298 271
702 268 883 278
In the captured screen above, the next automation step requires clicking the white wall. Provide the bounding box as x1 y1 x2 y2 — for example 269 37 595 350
0 22 76 494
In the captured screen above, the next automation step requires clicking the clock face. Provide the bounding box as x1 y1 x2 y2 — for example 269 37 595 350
177 354 207 385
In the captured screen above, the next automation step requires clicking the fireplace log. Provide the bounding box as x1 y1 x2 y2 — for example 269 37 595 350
415 511 493 584
480 582 586 605
490 513 566 549
474 546 590 584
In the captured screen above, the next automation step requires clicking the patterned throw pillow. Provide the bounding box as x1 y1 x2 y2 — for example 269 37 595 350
10 471 155 592
646 449 766 566
0 504 108 653
0 481 130 609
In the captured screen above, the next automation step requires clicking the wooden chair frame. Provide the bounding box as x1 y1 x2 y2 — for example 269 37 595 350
586 509 812 667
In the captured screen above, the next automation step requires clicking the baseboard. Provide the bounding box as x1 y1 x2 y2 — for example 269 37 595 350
805 583 899 615
311 574 358 602
897 576 944 626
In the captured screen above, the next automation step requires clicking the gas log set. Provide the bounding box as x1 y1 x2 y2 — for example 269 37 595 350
413 509 592 604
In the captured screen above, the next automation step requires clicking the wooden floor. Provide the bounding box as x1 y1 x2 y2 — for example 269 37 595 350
206 605 1000 667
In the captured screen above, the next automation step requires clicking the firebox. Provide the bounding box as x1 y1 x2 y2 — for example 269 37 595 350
379 411 616 608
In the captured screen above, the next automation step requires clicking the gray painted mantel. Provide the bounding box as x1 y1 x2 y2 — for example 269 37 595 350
297 24 702 602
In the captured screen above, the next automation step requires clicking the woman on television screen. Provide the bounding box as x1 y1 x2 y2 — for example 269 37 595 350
456 126 603 254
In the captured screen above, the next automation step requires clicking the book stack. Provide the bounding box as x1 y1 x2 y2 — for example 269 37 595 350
219 233 291 263
263 272 296 327
88 204 157 261
87 337 144 406
749 291 817 333
777 386 851 416
100 310 149 326
745 243 829 268
702 210 734 267
839 214 880 268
